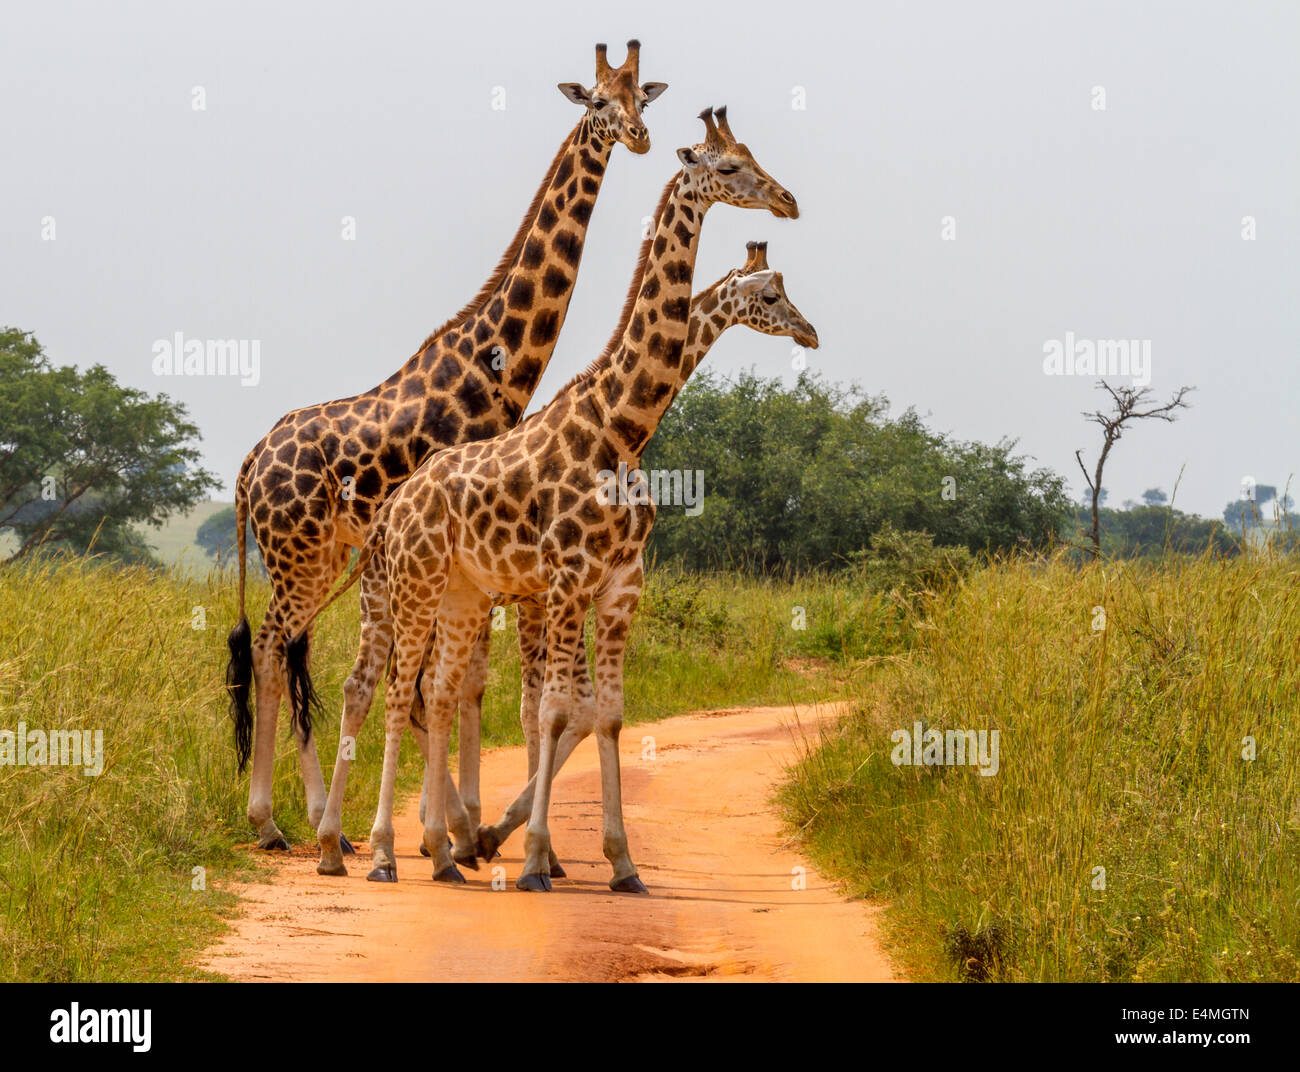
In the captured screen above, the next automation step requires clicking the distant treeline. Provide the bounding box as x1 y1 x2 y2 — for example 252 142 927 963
641 371 1072 573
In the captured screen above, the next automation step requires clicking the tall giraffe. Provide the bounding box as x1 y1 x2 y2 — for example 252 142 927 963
313 239 817 879
224 41 666 852
314 107 800 887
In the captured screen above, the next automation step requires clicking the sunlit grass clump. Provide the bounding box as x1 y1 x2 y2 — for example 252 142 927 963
782 549 1300 981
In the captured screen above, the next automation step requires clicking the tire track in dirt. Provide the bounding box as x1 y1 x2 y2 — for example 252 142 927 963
199 701 900 982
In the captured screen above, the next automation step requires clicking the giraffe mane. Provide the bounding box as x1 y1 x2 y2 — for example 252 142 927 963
415 121 583 355
559 171 680 392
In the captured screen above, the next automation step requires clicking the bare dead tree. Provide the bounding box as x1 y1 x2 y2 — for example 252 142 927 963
1075 381 1193 557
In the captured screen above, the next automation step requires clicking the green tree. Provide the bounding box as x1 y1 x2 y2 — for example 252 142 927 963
1088 505 1238 559
0 327 219 563
641 370 1071 573
1222 485 1279 534
195 504 262 572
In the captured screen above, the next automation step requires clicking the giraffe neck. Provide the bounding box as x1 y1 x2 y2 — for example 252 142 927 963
679 275 738 381
588 171 708 458
386 118 614 417
613 276 741 461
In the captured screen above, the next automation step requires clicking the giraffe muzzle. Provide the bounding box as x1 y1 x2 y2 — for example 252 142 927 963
624 126 651 154
794 322 819 349
773 189 800 220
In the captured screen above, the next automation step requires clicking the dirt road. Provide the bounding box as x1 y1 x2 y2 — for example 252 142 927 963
199 701 899 982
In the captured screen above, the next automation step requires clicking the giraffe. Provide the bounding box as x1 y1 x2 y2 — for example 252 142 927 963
224 41 666 852
312 106 802 887
471 240 817 862
314 240 817 879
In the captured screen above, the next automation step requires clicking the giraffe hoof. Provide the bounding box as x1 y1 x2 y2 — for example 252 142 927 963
609 875 648 894
259 836 290 852
452 850 481 871
340 835 356 855
516 873 552 892
433 864 467 884
550 861 567 879
366 865 398 883
476 828 503 862
419 843 430 858
317 861 348 877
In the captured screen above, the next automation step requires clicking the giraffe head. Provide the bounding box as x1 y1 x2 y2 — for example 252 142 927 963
724 241 819 349
557 40 667 155
676 107 799 218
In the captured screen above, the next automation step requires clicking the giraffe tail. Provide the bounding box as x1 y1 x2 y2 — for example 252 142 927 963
226 456 255 773
285 630 320 744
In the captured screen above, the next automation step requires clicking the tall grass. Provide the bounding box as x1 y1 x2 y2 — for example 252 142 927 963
781 549 1300 981
0 555 858 981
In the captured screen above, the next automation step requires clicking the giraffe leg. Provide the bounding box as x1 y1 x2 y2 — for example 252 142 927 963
247 617 289 850
408 628 471 861
455 620 492 844
368 643 437 882
366 538 449 884
292 679 328 834
593 562 645 893
412 658 430 826
420 574 492 883
476 597 545 860
410 698 472 866
517 589 587 891
292 542 353 834
247 544 349 849
318 559 392 875
420 618 489 866
478 604 583 878
518 597 546 783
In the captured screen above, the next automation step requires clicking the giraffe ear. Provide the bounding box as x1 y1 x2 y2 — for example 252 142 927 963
677 146 701 168
557 83 592 106
641 82 668 104
736 269 776 296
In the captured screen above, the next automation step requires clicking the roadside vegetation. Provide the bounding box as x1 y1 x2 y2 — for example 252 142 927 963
781 545 1300 982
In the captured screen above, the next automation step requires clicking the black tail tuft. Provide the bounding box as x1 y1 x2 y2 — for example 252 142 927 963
285 631 321 742
226 617 254 773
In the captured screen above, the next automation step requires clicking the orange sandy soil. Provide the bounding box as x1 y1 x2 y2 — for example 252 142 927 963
199 702 900 982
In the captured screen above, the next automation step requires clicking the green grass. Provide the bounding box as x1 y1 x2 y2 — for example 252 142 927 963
0 556 863 981
780 549 1300 982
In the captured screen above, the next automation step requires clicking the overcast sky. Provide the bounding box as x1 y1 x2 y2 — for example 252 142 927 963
2 0 1296 518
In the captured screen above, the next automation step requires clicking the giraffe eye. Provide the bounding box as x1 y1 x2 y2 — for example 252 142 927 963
592 98 609 109
762 294 779 305
717 166 739 175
